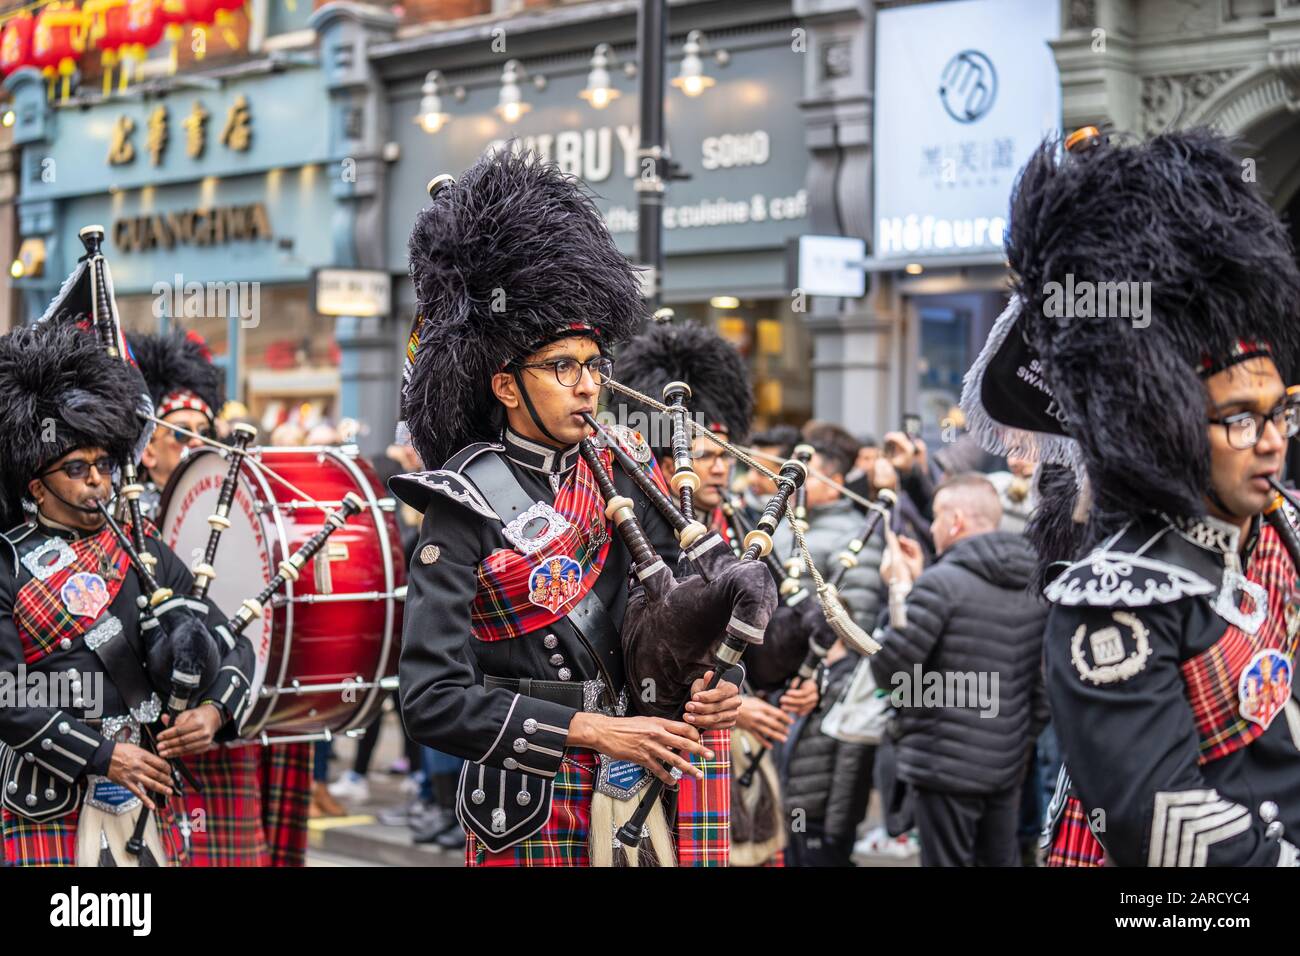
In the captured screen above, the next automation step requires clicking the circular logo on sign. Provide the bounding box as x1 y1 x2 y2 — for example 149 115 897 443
939 50 997 124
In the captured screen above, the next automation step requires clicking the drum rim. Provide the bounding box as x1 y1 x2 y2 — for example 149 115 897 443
254 445 399 736
157 445 294 738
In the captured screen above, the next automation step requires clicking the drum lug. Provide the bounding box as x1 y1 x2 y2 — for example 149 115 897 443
313 542 349 595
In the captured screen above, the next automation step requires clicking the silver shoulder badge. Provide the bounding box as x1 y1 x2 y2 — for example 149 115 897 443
20 537 77 582
419 544 441 566
1071 611 1153 685
502 502 570 555
594 424 651 464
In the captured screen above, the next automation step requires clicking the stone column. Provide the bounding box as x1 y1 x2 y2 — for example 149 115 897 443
311 2 399 459
1051 0 1141 135
794 0 889 436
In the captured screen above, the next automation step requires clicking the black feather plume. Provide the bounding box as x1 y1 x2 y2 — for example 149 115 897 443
402 149 646 469
0 324 144 529
610 320 755 454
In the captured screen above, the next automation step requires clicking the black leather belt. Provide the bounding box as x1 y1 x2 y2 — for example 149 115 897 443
483 675 587 711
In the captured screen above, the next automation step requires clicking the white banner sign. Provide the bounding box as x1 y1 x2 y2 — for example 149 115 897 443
873 0 1061 261
313 268 393 317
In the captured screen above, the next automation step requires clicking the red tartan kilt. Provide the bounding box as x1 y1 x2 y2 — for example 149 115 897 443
259 742 313 867
1046 795 1107 868
466 751 597 867
182 746 272 867
2 797 189 867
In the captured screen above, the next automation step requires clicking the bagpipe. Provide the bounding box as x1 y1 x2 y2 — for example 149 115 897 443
587 374 887 861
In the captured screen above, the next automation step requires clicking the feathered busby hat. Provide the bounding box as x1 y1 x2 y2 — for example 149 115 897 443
961 127 1300 573
127 330 224 423
610 317 755 456
399 149 646 469
0 323 146 528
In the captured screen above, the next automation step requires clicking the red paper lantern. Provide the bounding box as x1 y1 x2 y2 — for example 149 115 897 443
120 0 164 66
183 0 221 27
31 2 84 97
160 0 186 39
0 12 35 77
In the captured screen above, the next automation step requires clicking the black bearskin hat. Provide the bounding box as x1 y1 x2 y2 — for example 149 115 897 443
962 128 1300 575
127 330 224 423
400 149 646 469
0 323 145 529
610 319 755 456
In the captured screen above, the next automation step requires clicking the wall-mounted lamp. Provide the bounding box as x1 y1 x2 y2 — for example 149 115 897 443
672 30 727 98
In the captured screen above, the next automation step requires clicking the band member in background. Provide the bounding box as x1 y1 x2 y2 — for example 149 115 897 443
962 127 1300 866
127 331 225 519
390 150 739 867
615 318 817 866
0 323 251 866
130 329 314 866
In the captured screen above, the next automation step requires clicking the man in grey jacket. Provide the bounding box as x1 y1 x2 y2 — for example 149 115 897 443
870 474 1048 866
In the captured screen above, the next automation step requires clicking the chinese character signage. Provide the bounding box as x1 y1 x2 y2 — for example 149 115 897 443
873 0 1061 261
108 95 249 166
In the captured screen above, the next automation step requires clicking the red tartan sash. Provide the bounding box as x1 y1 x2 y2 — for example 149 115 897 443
13 524 135 665
1049 522 1298 867
1181 522 1297 761
471 449 616 642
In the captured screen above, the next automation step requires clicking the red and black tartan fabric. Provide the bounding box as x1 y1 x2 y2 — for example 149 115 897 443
181 747 272 866
471 446 615 642
1182 523 1297 759
464 732 731 866
1046 797 1108 867
2 796 190 867
1048 521 1297 867
13 524 131 664
259 742 313 867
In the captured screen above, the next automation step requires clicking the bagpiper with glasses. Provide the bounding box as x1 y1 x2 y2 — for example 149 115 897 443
0 322 252 866
389 150 740 867
127 331 224 520
128 329 313 867
612 317 828 867
962 127 1300 867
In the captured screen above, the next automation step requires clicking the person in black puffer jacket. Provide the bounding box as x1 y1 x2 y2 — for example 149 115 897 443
869 473 1048 866
778 643 875 866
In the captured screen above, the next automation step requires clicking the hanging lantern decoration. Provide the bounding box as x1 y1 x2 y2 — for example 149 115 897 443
159 0 186 72
32 2 85 102
182 0 222 61
84 0 131 96
119 0 164 86
0 12 35 78
212 0 243 52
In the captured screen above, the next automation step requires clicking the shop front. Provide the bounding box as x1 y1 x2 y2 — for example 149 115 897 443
868 0 1061 446
377 1 814 428
4 59 360 438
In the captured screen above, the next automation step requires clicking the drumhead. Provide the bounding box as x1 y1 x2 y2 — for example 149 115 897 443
159 448 282 729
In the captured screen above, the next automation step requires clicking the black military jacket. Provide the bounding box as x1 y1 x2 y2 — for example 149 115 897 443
391 429 679 782
0 516 254 822
1044 513 1300 866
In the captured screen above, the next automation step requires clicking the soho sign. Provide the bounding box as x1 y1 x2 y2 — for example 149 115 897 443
488 126 770 183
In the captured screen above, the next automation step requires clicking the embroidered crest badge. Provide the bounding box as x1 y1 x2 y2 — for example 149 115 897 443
61 571 111 620
1238 648 1293 728
1071 611 1153 685
527 555 583 613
